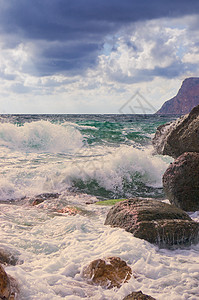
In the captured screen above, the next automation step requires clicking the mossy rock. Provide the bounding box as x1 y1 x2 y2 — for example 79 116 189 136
105 198 199 247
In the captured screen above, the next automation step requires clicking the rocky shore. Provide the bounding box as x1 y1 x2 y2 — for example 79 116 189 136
104 105 199 249
0 106 199 299
102 104 199 297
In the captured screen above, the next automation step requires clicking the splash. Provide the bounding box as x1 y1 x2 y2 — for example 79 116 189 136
0 120 83 153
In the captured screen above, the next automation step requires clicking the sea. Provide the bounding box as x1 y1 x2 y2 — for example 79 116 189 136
0 114 198 300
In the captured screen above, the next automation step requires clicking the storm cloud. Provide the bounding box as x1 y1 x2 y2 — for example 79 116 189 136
0 0 199 76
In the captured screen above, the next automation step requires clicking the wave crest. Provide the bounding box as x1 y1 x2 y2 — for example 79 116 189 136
0 121 83 153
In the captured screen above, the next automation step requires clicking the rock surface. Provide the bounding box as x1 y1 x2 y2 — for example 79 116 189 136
123 291 156 300
0 264 10 299
0 264 19 300
163 152 199 211
82 257 132 288
56 206 80 215
152 104 199 158
30 193 60 206
104 198 199 247
156 77 199 114
56 206 94 217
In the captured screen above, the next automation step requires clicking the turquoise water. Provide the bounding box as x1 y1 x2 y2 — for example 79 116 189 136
0 114 199 300
0 114 176 200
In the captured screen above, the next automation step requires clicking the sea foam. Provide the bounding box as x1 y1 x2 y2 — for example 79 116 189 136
0 116 198 300
0 120 83 153
1 204 199 300
0 141 171 200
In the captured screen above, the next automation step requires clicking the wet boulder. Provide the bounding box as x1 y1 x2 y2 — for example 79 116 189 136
0 263 10 299
163 152 199 211
123 291 156 300
82 257 132 289
152 104 199 158
0 264 19 300
104 198 199 247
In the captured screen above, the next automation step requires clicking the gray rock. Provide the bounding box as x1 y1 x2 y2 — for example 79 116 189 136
152 104 199 158
163 152 199 211
123 291 156 300
104 198 199 247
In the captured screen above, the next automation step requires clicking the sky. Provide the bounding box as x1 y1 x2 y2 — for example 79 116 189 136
0 0 199 114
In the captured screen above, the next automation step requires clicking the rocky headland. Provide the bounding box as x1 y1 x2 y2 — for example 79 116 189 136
156 77 199 114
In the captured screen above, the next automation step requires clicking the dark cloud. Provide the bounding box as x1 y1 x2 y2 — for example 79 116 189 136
109 61 197 84
32 41 103 76
0 0 199 76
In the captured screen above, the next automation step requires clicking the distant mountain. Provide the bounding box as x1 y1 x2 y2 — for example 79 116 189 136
156 77 199 114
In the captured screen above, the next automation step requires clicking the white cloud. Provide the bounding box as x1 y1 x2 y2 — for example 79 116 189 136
0 15 199 113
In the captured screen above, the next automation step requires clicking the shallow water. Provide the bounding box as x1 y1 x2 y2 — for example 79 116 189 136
0 114 198 300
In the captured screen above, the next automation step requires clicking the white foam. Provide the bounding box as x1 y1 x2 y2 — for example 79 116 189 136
0 118 198 300
0 143 170 200
57 145 170 194
0 120 83 153
1 205 198 300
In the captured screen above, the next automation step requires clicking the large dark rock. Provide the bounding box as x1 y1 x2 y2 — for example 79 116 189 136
152 104 199 158
123 291 156 300
163 152 199 211
82 257 132 289
104 198 199 247
156 77 199 114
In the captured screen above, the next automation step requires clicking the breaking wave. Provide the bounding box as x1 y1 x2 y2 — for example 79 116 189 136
0 120 84 153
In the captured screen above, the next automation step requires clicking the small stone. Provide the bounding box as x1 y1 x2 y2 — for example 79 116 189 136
57 206 79 215
123 290 156 300
30 193 60 206
31 198 45 206
82 257 132 288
